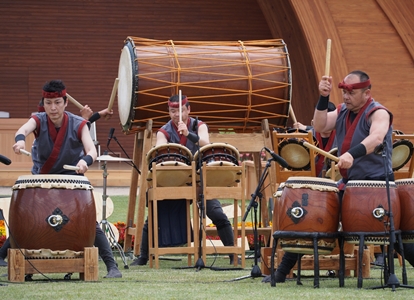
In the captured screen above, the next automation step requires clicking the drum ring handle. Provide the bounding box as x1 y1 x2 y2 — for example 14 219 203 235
48 214 63 227
291 207 304 219
372 207 385 219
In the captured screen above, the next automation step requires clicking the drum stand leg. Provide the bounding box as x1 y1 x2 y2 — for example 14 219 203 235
101 159 129 270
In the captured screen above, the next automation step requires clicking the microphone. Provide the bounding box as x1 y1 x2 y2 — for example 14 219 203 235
263 147 289 168
0 154 11 165
193 116 198 132
107 128 115 147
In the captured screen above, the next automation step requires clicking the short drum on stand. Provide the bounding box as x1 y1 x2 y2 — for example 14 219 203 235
342 180 401 244
193 142 241 187
395 178 414 243
277 177 340 254
8 175 96 252
146 143 193 187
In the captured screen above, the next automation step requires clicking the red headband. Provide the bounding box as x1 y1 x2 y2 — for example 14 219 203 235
42 89 66 98
168 97 188 108
338 80 370 92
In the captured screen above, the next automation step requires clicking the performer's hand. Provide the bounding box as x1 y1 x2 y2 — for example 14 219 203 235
293 122 307 131
337 152 354 169
319 76 332 97
76 159 89 174
100 108 114 120
80 105 94 120
177 121 188 136
12 141 26 155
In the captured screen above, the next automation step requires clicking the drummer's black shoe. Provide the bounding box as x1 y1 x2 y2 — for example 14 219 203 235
130 256 148 266
0 257 7 267
261 271 286 283
104 268 122 278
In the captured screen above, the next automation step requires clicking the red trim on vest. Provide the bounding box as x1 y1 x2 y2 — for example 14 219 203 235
339 98 373 179
159 128 170 141
40 113 69 174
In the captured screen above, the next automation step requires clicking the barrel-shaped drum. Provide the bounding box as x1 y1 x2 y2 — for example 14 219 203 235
342 180 400 244
278 177 340 254
9 175 96 251
117 37 291 133
396 178 414 242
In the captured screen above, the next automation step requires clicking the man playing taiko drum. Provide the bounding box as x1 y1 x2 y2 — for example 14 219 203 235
130 94 239 266
0 80 121 278
263 70 414 284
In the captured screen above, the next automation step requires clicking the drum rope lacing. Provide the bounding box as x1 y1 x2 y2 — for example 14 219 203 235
13 178 92 190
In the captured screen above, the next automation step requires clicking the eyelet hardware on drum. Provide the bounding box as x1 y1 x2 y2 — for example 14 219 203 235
45 208 69 232
287 200 308 224
372 205 386 220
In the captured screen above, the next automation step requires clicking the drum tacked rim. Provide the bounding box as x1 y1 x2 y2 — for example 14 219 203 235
146 143 193 170
12 175 93 190
194 142 240 168
392 139 413 171
345 180 397 189
284 177 338 192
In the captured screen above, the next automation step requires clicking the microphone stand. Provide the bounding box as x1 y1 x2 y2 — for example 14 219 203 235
110 135 141 175
370 140 414 291
230 157 272 281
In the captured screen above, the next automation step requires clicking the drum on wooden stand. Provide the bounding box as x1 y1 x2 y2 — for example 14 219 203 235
117 37 292 133
8 175 96 251
395 179 414 243
277 177 340 254
278 129 318 171
342 180 401 244
146 143 193 187
193 142 240 187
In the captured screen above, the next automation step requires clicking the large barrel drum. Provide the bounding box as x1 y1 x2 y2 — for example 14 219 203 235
342 180 401 244
117 37 292 133
396 178 414 242
9 175 96 251
278 177 340 254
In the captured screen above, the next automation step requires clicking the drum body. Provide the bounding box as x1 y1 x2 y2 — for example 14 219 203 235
278 177 340 254
342 180 401 244
9 175 96 251
146 143 193 187
194 142 240 187
117 37 291 133
396 179 414 242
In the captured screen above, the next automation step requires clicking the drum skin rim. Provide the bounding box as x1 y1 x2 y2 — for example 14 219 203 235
146 143 193 163
194 142 240 162
118 39 138 132
392 139 413 171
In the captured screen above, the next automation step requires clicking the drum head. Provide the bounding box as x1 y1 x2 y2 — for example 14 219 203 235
279 139 310 170
147 161 192 187
392 140 413 171
194 142 240 166
118 41 137 132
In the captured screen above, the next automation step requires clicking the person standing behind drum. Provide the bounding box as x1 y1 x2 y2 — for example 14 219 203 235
131 94 238 266
263 70 414 284
0 80 122 278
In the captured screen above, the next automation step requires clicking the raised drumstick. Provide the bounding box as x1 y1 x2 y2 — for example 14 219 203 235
107 78 119 111
66 93 84 110
289 105 297 124
179 89 182 134
325 39 332 76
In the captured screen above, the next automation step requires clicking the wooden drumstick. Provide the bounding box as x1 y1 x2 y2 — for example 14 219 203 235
289 105 297 124
63 164 80 171
66 93 84 110
107 78 119 111
325 39 332 76
303 141 339 162
19 149 31 156
179 89 182 134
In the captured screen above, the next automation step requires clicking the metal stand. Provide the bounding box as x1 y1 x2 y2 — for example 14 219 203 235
100 158 129 269
368 141 413 290
230 158 272 281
